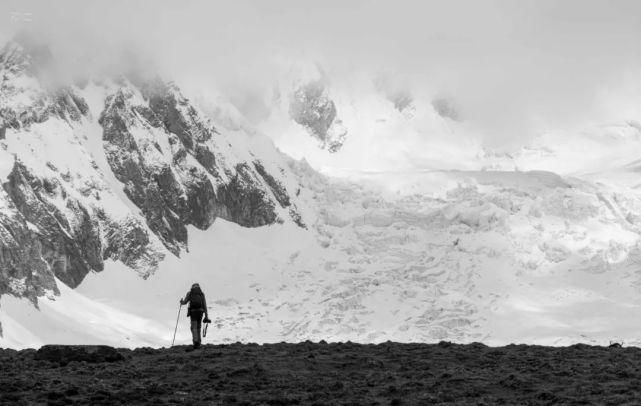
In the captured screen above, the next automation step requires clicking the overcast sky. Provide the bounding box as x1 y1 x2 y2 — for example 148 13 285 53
2 0 641 145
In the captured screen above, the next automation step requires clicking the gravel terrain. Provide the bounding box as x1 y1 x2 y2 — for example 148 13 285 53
1 342 640 405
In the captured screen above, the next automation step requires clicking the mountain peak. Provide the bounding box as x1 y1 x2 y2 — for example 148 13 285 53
0 31 54 75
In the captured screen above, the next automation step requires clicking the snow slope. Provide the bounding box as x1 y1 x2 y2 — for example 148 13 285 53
0 38 308 343
4 40 641 349
4 167 641 348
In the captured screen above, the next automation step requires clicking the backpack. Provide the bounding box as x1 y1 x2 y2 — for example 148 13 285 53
189 290 204 311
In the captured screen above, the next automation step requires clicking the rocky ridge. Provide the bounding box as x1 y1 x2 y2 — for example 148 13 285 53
2 342 641 405
0 38 306 314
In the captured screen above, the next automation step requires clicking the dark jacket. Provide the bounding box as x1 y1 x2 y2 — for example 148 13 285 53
181 287 208 318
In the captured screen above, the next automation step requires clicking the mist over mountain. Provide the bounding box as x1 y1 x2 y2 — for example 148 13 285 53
2 2 641 349
4 1 641 155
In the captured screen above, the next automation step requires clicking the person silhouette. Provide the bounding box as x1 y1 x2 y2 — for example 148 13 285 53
180 283 210 349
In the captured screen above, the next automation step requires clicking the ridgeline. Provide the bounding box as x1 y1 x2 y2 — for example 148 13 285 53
0 341 638 405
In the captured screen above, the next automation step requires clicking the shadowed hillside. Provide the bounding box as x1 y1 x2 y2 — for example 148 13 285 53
1 342 639 405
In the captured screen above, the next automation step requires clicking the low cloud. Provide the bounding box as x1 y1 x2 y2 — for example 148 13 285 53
2 0 641 147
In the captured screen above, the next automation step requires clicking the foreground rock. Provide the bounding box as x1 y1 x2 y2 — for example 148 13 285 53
1 342 641 405
35 345 125 366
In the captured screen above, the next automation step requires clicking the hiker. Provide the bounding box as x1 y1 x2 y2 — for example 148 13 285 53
180 283 210 349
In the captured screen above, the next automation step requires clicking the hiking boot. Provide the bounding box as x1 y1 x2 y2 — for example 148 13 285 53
193 342 201 349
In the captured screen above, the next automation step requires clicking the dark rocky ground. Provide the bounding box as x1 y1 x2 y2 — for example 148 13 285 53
1 341 640 405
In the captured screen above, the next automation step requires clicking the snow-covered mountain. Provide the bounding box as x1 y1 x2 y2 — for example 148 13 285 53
255 63 481 175
0 36 306 333
3 36 641 349
253 61 641 181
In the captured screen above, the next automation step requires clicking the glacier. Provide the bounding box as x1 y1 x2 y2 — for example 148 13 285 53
3 36 641 349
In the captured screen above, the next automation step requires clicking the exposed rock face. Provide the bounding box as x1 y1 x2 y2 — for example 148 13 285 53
288 207 307 229
100 86 196 255
252 160 307 228
216 163 277 227
0 40 88 131
0 152 165 302
289 80 347 152
0 38 111 300
0 38 306 323
253 160 290 208
3 162 103 288
0 40 165 306
101 215 163 273
98 78 294 253
0 205 57 302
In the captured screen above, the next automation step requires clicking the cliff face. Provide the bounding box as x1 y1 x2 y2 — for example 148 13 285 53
0 39 306 309
288 80 347 153
0 40 112 300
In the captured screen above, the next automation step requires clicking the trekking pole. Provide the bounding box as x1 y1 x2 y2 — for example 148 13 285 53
171 304 182 347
